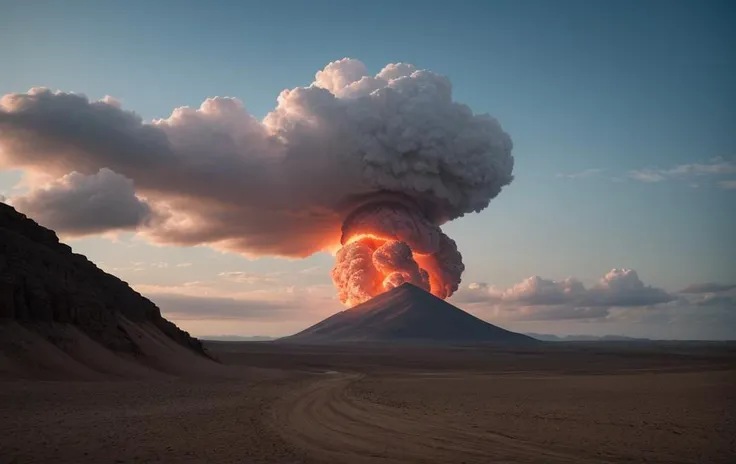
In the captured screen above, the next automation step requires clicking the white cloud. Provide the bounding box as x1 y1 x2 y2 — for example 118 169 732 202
453 268 674 321
556 168 604 179
217 270 281 284
109 260 181 272
152 294 299 321
628 158 736 186
450 271 736 339
628 169 666 182
298 266 324 275
135 279 340 323
133 281 220 297
611 291 736 339
111 261 147 272
664 160 736 176
717 179 736 190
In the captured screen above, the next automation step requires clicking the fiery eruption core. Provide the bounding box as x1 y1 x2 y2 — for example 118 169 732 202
332 201 464 306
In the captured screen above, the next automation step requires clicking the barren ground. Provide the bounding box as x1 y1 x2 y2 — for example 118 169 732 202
1 341 734 463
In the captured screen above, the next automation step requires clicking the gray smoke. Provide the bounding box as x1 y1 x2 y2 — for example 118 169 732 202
0 59 513 257
0 58 514 303
10 168 151 235
332 200 465 304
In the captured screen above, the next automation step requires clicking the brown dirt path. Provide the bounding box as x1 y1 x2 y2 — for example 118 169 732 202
270 372 613 464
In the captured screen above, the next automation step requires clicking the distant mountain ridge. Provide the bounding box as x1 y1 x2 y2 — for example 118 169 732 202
526 333 651 342
283 283 536 344
201 335 276 342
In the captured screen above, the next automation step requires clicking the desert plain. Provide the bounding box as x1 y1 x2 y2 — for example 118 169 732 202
1 340 734 464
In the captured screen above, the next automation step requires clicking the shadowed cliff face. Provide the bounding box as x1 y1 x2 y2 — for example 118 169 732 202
0 202 206 358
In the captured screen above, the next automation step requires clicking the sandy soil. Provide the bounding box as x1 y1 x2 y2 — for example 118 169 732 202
1 341 734 463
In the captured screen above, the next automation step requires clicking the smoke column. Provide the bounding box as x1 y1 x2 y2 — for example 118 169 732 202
332 199 465 305
0 58 514 307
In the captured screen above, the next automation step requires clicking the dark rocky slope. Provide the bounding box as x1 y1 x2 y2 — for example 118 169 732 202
0 202 206 359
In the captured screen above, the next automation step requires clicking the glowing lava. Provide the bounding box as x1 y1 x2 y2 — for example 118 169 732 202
331 201 464 307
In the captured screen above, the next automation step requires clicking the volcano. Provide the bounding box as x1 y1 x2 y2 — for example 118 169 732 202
284 283 536 344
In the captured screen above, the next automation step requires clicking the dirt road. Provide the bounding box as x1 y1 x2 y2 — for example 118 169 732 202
270 367 735 464
273 372 615 463
2 342 734 463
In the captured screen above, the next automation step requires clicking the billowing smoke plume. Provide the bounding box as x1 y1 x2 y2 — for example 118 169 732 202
0 58 514 306
332 199 465 304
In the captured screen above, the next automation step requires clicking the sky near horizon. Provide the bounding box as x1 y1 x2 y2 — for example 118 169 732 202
1 0 734 339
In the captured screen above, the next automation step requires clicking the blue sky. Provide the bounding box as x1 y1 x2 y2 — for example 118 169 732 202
1 0 734 338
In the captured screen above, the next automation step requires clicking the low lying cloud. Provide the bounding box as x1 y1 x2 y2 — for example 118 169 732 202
451 270 735 339
716 180 736 190
555 168 604 179
298 266 324 275
628 170 666 183
10 168 151 236
695 294 736 307
129 270 733 339
108 260 191 273
453 269 675 321
679 282 736 294
217 271 282 284
662 160 736 176
152 294 297 320
512 305 611 321
139 281 341 324
628 157 736 189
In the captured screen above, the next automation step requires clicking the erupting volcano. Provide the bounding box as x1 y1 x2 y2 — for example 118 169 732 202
0 58 515 310
333 200 464 306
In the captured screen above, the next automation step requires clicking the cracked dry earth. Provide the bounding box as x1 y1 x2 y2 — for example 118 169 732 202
2 343 735 463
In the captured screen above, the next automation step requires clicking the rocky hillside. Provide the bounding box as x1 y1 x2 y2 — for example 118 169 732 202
0 202 207 359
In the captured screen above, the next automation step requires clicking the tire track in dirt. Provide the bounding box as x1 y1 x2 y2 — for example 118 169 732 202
271 373 613 464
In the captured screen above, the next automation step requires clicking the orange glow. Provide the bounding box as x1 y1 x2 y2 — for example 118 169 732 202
338 231 436 303
344 232 429 256
344 232 391 246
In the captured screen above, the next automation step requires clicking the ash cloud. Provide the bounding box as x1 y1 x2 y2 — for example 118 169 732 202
372 240 430 292
331 241 382 306
0 59 513 259
10 168 152 236
331 200 466 304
